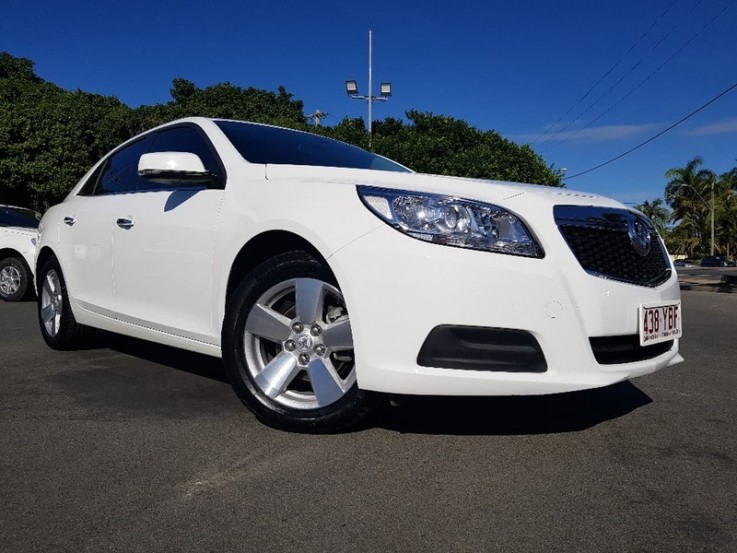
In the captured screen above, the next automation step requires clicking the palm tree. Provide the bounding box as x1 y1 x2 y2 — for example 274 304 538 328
664 157 737 258
716 168 737 259
664 156 715 257
634 199 669 236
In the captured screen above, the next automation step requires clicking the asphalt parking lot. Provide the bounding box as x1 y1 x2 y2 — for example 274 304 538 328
1 291 736 553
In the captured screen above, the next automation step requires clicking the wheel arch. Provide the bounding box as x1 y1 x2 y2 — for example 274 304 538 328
35 246 57 291
0 247 27 263
224 230 333 307
0 247 33 277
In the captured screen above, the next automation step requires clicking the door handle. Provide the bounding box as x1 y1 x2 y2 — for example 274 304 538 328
63 216 76 226
116 217 135 229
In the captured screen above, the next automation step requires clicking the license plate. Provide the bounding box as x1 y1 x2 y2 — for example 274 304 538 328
639 301 682 346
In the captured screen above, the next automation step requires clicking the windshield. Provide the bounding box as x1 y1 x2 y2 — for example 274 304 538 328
215 120 410 173
0 206 40 228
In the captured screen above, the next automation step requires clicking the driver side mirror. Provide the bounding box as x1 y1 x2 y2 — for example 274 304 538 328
138 152 217 185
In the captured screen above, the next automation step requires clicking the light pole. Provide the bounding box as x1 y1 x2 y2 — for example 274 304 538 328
306 110 328 127
345 29 392 149
680 180 715 255
710 178 715 256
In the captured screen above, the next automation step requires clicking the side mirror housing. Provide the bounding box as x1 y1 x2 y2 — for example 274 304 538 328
138 152 217 185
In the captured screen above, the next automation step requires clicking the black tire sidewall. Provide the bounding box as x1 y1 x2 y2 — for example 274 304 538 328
222 251 372 433
37 256 90 350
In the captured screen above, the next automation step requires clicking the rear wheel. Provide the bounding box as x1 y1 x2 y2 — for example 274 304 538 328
0 257 29 301
222 251 374 433
37 256 94 349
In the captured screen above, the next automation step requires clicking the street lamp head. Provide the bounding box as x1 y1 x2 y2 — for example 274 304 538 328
345 80 359 95
380 82 392 97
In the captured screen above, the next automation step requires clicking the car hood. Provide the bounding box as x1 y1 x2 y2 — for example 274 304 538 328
264 164 625 210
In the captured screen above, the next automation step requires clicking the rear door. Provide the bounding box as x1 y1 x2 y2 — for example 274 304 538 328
58 137 150 317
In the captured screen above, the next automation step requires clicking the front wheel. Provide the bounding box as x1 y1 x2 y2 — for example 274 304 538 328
222 251 374 433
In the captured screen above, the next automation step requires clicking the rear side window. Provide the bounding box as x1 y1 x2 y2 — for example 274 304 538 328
0 206 40 228
94 137 151 195
138 125 222 191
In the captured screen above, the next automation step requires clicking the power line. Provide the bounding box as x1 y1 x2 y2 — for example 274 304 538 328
545 0 735 153
537 0 706 150
581 0 679 103
563 80 737 181
532 0 680 146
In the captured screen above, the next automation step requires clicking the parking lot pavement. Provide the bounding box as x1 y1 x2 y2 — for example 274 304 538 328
1 292 736 553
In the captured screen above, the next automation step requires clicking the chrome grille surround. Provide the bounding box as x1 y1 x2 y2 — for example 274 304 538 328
554 205 671 287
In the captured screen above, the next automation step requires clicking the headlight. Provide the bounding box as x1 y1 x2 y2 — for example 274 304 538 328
358 186 543 258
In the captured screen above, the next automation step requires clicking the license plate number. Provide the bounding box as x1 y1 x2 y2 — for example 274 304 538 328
639 301 682 346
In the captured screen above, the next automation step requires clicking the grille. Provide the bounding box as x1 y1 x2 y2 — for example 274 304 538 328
554 206 671 287
590 335 674 364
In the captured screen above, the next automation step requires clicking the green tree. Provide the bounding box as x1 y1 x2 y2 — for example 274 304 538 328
634 198 669 236
0 53 135 210
0 55 308 210
664 156 737 258
330 111 562 185
1 52 562 212
134 79 308 132
715 166 737 259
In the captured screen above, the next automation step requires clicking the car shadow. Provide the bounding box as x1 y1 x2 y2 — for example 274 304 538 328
95 330 228 383
373 381 652 436
85 331 652 435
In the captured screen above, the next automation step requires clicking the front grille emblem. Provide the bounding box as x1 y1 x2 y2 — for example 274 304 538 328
553 206 670 287
628 217 652 257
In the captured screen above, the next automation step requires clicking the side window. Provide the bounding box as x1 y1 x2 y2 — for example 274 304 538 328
95 138 151 195
77 162 106 196
138 126 221 191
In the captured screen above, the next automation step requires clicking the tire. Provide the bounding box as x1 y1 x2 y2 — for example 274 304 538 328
0 257 30 302
222 251 375 433
37 256 94 350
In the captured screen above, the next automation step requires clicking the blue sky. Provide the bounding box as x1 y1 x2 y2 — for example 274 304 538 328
1 0 735 204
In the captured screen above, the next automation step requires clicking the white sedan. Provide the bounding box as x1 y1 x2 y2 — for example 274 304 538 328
0 205 39 301
36 118 683 432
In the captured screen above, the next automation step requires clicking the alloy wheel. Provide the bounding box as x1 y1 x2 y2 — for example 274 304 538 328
0 265 21 296
40 270 63 337
243 278 355 410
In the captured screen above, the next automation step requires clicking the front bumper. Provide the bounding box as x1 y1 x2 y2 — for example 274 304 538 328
328 223 682 396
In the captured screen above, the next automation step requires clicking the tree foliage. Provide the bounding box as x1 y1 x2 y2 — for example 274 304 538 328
135 79 308 133
364 111 560 184
634 198 669 236
0 53 136 208
658 156 737 258
1 52 561 211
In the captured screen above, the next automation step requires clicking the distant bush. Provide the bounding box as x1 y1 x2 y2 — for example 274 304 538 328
0 52 561 211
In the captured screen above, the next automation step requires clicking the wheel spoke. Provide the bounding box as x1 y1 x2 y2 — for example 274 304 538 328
308 358 345 406
254 352 301 399
46 272 57 295
295 279 325 324
322 318 353 351
245 304 292 343
41 304 55 323
42 279 52 298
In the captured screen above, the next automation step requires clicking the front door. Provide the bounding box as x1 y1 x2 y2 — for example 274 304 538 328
112 125 227 343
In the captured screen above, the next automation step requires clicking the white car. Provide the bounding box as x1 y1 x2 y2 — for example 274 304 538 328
0 205 39 301
36 118 683 432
